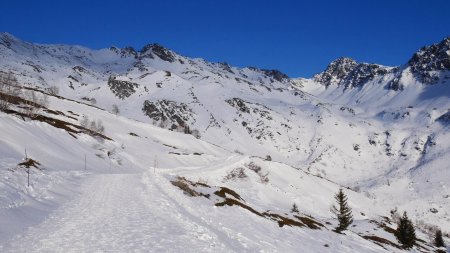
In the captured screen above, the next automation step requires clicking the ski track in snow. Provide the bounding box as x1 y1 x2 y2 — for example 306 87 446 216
2 172 235 253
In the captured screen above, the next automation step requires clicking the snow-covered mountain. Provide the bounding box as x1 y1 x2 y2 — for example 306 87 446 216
0 32 449 252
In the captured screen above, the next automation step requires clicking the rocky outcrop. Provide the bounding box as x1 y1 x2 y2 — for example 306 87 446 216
121 47 138 58
226 98 250 113
314 57 393 89
261 69 289 82
246 67 289 82
139 44 176 62
142 100 194 128
436 110 450 124
313 57 357 87
107 76 139 99
407 37 450 84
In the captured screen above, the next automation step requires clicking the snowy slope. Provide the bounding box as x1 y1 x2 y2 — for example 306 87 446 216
0 33 449 252
0 88 440 252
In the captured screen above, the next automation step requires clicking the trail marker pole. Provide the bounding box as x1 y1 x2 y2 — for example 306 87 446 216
154 155 157 174
25 147 29 187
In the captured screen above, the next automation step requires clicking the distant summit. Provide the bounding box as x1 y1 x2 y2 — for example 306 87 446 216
314 36 450 90
408 36 450 84
313 57 392 89
139 43 177 62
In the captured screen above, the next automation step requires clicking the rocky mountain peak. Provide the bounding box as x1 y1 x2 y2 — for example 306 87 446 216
313 57 358 87
139 43 176 62
247 66 289 82
261 69 289 82
314 57 393 89
121 46 137 58
0 32 20 49
407 36 450 84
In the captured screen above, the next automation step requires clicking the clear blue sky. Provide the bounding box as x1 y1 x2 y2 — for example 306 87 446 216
1 0 449 77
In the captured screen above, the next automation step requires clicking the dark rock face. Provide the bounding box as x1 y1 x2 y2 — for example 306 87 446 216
386 73 403 91
314 57 392 89
218 62 234 74
133 61 148 72
225 98 276 141
261 69 289 82
0 33 14 49
73 66 87 73
344 63 391 88
436 110 450 124
121 47 137 58
109 46 120 54
139 44 176 62
142 100 194 127
407 37 450 84
246 67 289 82
314 57 357 87
226 98 250 113
107 76 139 100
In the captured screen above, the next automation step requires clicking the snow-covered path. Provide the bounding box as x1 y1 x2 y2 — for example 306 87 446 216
1 172 232 253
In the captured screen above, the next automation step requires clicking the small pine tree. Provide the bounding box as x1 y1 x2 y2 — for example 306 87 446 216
434 229 445 248
394 211 416 249
331 188 353 232
291 203 299 213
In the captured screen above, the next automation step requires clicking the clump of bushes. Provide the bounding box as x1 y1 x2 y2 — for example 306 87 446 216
80 115 105 134
223 167 247 182
247 162 269 184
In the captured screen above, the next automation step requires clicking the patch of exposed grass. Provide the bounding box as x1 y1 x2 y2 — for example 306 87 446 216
171 175 325 231
215 198 263 217
3 109 111 140
170 177 210 198
362 235 400 249
214 187 243 200
294 215 324 229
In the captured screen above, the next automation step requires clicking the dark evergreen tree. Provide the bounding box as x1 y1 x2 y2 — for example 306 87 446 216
434 229 445 248
291 203 299 213
394 211 416 249
331 188 353 232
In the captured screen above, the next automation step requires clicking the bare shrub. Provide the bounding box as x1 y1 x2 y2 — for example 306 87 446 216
46 86 59 95
81 97 96 104
79 115 105 134
0 71 21 110
23 90 49 117
80 115 89 128
259 172 269 184
191 129 201 139
223 167 248 182
248 162 262 173
234 149 244 155
112 104 120 115
247 162 269 184
89 119 104 134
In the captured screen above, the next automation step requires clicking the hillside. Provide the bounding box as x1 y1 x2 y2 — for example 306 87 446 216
0 33 449 252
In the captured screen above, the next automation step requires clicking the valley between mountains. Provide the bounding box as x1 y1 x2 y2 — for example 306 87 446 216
0 33 449 252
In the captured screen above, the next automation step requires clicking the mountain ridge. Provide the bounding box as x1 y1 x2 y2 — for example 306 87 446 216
0 33 450 251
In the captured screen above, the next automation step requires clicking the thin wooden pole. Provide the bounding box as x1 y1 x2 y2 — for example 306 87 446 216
154 155 157 174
